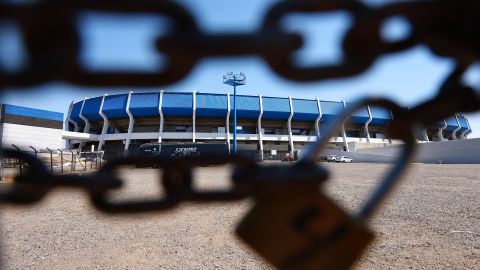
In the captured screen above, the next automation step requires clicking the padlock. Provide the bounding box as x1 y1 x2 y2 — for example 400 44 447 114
236 162 374 270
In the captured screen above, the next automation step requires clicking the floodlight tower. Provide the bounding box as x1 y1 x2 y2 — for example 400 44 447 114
223 72 246 154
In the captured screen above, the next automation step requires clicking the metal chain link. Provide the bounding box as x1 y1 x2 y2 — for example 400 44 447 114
1 0 479 87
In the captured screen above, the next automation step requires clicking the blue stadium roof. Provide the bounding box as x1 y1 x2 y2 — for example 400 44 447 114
130 92 160 117
71 91 470 131
196 93 228 118
458 115 469 132
70 101 84 124
162 92 193 117
292 98 319 122
230 95 260 119
445 116 460 132
369 106 392 126
262 96 290 120
82 97 103 121
103 94 129 119
3 104 63 121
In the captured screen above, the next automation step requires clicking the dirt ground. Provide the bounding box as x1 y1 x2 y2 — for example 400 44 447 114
1 163 479 269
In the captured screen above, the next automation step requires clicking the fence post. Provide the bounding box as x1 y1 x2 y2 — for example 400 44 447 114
69 149 75 172
0 156 3 181
29 146 38 158
57 149 64 174
82 151 87 171
46 148 54 174
11 144 22 176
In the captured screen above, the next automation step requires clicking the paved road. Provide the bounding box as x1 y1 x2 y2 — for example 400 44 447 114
1 163 479 269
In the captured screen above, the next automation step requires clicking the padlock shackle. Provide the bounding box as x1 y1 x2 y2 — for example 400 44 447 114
300 98 418 220
356 130 416 220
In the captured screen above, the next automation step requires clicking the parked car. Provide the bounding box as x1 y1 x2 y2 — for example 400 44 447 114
326 155 338 162
336 156 353 163
282 153 294 162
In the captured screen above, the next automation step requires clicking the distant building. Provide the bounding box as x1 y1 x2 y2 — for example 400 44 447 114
0 104 64 150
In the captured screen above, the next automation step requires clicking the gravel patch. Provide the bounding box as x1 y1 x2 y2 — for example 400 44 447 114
1 163 479 269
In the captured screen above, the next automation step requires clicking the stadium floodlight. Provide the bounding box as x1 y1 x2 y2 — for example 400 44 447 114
223 72 246 154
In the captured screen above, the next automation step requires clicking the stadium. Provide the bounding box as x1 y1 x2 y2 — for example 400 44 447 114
61 90 472 160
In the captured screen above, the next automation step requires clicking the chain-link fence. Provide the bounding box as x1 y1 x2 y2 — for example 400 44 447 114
1 145 104 181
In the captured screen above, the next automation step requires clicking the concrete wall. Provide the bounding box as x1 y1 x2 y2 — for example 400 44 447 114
355 138 480 164
1 123 64 150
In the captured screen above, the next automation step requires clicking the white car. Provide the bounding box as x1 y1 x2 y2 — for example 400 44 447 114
326 155 337 162
336 156 353 163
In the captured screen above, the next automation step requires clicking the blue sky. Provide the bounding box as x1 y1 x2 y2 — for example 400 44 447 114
1 0 479 137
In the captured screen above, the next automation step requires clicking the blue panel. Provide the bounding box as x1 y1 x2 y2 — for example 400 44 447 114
70 102 84 124
344 103 369 117
4 104 63 121
230 95 260 119
103 94 128 119
458 116 468 132
162 92 193 117
82 97 103 121
262 97 290 120
320 101 344 122
444 116 459 132
196 93 228 117
349 116 369 125
292 99 319 121
130 92 160 117
370 106 391 126
344 103 370 125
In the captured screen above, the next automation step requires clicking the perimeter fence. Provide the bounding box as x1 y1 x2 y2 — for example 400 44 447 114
1 144 104 180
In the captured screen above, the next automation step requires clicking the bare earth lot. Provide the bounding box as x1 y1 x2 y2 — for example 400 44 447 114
1 163 479 269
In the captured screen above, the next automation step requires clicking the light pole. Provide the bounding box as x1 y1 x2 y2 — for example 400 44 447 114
223 72 246 154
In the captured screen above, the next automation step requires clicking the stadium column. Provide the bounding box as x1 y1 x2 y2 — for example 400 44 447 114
79 98 91 133
364 105 372 143
388 110 394 144
67 100 79 132
125 91 135 152
226 92 231 153
288 96 295 157
459 115 468 140
315 98 322 138
158 90 164 143
437 120 447 141
78 98 91 151
192 91 196 142
341 101 349 152
64 101 77 149
451 114 461 140
423 129 430 142
258 95 264 161
98 94 109 151
65 101 74 131
464 118 472 138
